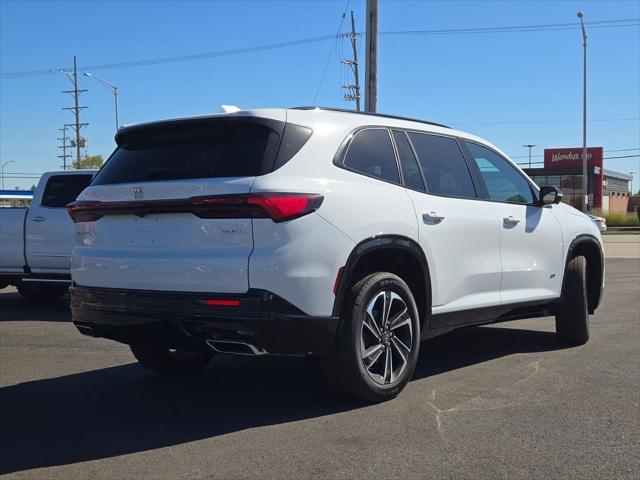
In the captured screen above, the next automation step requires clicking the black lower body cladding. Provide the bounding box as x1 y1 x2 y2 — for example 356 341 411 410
71 286 339 356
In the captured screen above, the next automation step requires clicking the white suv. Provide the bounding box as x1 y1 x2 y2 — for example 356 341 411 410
68 107 604 402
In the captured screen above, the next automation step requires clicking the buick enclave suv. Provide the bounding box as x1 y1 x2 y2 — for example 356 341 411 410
68 107 604 402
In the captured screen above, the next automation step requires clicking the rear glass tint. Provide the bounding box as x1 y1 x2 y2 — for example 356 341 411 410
92 119 281 185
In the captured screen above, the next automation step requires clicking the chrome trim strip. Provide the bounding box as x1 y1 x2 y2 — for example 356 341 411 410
206 340 267 356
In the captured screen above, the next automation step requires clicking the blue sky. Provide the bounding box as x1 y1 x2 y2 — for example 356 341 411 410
1 0 639 191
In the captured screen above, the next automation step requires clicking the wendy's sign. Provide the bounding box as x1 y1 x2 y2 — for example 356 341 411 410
544 147 603 170
543 147 604 209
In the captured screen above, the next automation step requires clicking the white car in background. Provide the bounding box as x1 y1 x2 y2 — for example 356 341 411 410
67 107 604 403
588 214 607 233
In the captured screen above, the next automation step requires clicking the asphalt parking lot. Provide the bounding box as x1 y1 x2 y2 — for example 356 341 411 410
1 240 638 479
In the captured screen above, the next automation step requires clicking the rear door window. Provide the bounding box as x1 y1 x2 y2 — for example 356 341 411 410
92 119 281 185
342 128 400 184
407 132 476 199
41 174 93 207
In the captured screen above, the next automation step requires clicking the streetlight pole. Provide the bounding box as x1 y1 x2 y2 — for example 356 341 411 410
83 72 119 132
578 11 588 212
522 144 537 169
1 160 15 190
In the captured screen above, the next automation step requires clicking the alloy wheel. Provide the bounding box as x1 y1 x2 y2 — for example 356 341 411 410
360 291 413 385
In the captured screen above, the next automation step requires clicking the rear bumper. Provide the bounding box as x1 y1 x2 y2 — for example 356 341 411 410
71 286 339 356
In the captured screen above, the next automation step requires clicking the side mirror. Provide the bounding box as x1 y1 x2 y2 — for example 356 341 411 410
539 186 563 206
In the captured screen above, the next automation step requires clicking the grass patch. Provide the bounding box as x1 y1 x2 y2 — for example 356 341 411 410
592 210 640 227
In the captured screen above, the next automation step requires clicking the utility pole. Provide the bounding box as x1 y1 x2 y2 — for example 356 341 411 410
57 127 71 170
578 12 588 212
341 11 361 111
62 56 88 167
522 144 537 169
364 0 378 113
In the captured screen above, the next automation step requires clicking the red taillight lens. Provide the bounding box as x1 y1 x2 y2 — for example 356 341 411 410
67 193 323 223
67 201 104 223
206 299 240 306
247 194 323 222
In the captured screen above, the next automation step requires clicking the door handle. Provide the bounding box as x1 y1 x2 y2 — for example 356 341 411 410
423 212 445 223
31 216 46 222
503 216 520 225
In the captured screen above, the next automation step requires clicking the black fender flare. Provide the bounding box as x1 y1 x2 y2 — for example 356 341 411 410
331 234 432 322
561 233 604 313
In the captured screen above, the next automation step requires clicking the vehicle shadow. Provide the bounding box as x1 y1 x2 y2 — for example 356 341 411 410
0 324 566 474
0 289 70 322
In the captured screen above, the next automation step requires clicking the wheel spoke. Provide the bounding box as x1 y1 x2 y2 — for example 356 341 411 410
366 347 384 370
388 307 409 330
382 291 393 328
383 348 391 383
391 335 411 357
362 343 383 362
366 292 385 333
391 337 411 363
363 312 381 340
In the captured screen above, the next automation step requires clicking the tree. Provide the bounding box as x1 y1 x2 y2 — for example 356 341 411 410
73 154 104 170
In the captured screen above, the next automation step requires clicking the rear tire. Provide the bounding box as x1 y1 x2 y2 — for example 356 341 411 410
555 255 589 345
17 283 69 302
130 345 214 375
322 272 421 403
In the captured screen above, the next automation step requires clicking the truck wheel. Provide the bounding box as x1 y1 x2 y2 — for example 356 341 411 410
130 345 214 375
17 283 69 302
323 272 421 403
556 255 589 345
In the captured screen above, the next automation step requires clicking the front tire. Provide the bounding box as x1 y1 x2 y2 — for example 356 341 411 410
323 272 421 403
556 255 589 345
130 345 214 375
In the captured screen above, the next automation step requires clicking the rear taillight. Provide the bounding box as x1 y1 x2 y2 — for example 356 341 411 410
66 201 104 223
246 194 324 222
67 193 323 223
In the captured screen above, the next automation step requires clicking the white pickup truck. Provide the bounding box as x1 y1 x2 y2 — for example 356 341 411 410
0 170 95 300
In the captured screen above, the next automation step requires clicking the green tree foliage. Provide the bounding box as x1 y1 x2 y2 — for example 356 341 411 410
73 154 104 170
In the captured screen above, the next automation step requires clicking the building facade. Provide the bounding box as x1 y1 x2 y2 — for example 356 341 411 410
523 147 631 213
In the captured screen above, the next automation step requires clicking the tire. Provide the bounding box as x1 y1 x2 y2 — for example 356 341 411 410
322 272 421 403
555 255 589 345
17 283 69 302
130 345 214 375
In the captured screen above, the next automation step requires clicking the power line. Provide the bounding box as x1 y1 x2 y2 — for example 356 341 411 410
452 117 640 126
516 154 640 166
603 154 640 159
313 0 351 105
509 147 640 159
2 18 637 79
381 18 639 36
1 35 336 79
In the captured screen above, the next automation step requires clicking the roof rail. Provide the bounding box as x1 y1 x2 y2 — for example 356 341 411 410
292 106 450 129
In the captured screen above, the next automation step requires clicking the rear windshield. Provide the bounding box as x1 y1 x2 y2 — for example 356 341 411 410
92 119 281 185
